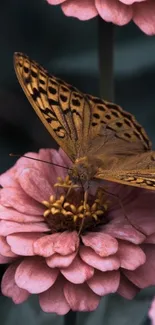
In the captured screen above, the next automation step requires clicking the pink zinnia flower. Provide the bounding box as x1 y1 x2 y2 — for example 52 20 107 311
1 148 155 315
47 0 155 35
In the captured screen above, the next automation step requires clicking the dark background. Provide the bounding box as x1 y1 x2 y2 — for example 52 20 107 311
0 0 155 324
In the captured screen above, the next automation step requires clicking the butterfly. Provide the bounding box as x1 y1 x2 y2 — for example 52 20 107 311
14 52 155 191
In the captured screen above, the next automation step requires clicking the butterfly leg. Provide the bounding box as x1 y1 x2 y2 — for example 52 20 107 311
83 189 88 211
78 182 89 235
54 176 79 192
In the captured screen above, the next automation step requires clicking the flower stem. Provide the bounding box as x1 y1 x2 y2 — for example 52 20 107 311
98 18 114 101
64 311 77 325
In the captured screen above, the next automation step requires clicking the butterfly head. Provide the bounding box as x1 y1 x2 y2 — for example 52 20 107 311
69 157 97 184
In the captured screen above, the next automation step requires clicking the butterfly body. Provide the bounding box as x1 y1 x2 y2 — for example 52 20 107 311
14 52 155 191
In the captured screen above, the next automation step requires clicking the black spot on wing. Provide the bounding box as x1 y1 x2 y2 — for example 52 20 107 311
60 94 68 103
31 70 37 78
48 98 59 106
39 86 47 95
72 99 81 107
31 88 40 101
48 86 57 95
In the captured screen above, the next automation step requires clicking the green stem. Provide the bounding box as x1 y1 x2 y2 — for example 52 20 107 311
98 18 114 101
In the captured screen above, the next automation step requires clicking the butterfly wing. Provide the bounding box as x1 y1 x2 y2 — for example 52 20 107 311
14 52 92 162
96 168 155 190
80 94 154 191
96 150 155 190
14 52 152 172
84 94 151 156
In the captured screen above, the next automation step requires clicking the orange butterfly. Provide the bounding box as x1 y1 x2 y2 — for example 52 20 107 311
14 52 155 192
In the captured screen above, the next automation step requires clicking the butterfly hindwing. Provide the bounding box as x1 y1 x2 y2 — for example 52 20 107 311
96 169 155 190
96 150 155 190
85 94 151 156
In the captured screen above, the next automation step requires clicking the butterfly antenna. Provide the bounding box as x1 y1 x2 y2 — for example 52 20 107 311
9 153 71 171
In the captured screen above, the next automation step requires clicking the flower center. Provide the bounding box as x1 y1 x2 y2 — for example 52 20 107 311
42 176 109 234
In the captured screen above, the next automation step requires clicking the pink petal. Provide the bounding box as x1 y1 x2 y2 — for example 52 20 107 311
123 244 155 288
149 297 155 325
0 236 17 257
95 0 133 25
7 233 43 256
46 252 77 268
62 0 98 20
0 205 44 222
117 273 140 299
15 257 59 293
133 0 155 35
61 255 94 283
64 282 100 311
1 262 30 303
18 168 54 202
117 240 146 270
39 149 69 186
38 149 58 186
47 0 66 4
15 152 40 170
15 152 53 181
82 232 118 257
0 220 49 236
121 0 146 4
54 231 79 255
0 253 16 264
33 233 60 257
144 233 155 243
39 276 70 315
103 222 145 244
0 166 20 188
0 187 44 215
124 190 155 236
80 246 120 271
87 270 120 296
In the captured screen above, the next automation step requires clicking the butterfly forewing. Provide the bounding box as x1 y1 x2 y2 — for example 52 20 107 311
14 52 91 161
